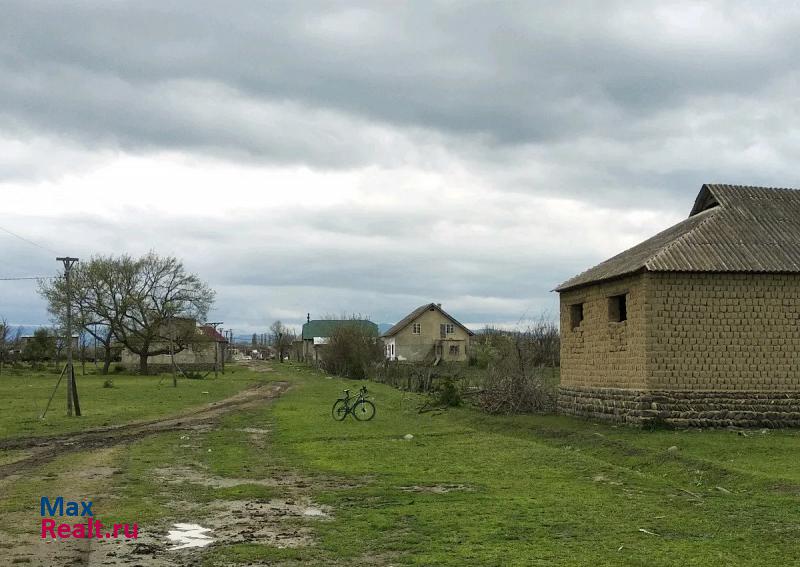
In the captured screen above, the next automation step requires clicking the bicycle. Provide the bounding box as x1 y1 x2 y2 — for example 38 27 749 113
332 386 376 421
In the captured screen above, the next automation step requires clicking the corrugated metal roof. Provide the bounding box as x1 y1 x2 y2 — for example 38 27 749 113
381 303 475 337
556 184 800 291
199 325 227 342
301 319 378 340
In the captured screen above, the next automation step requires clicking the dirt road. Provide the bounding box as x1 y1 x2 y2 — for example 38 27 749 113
0 380 290 480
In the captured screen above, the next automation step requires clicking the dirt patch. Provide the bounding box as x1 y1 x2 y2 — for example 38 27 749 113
397 484 471 494
237 427 271 435
771 482 800 496
0 450 30 467
239 360 276 372
207 497 328 547
154 466 278 489
0 378 330 566
32 497 333 566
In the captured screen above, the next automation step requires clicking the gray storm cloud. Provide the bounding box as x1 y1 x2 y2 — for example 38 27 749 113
2 1 800 331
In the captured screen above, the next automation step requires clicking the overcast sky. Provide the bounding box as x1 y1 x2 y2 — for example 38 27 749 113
2 1 800 334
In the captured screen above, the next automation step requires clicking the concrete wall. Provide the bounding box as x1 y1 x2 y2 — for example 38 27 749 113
559 273 648 389
120 341 222 369
387 307 471 362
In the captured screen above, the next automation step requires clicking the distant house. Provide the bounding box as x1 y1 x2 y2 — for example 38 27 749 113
19 333 79 351
119 320 228 373
18 332 79 360
300 319 379 364
556 184 800 427
382 303 473 363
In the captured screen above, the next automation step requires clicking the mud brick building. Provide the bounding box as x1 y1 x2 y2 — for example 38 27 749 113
556 184 800 427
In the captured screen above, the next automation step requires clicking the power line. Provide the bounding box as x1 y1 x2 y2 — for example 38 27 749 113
0 224 59 254
0 276 57 281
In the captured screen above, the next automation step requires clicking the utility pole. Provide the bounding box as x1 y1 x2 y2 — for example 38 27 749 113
57 257 80 417
206 321 223 377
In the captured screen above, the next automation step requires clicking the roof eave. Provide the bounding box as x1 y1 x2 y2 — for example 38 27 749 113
554 267 647 293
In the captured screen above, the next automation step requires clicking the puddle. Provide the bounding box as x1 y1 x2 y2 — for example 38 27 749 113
167 523 215 550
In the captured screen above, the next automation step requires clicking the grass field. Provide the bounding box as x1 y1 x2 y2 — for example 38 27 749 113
0 365 262 439
2 363 800 565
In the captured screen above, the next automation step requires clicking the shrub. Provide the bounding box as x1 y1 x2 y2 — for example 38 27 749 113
103 378 114 388
433 375 462 407
478 321 559 414
321 325 383 380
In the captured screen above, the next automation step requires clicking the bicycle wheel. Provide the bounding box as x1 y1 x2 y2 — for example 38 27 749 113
332 399 348 421
352 399 376 421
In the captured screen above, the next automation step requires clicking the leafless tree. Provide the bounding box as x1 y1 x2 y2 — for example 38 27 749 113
39 258 123 374
321 321 382 380
0 317 21 374
478 317 560 414
110 253 215 374
269 320 295 363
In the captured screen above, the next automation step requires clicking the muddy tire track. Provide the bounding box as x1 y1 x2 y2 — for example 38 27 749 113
0 380 289 479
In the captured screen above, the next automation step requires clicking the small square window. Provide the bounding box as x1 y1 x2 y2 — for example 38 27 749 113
609 294 627 322
570 303 584 330
445 324 454 334
449 345 459 355
412 323 421 334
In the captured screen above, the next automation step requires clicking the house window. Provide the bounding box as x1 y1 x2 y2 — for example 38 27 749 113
445 324 454 334
412 323 421 334
570 303 584 330
449 345 459 356
391 344 395 356
608 294 627 322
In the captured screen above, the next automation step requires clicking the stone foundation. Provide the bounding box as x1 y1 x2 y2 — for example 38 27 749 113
558 386 800 428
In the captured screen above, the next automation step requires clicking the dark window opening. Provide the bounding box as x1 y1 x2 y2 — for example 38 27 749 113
449 345 460 356
609 294 627 322
570 303 584 330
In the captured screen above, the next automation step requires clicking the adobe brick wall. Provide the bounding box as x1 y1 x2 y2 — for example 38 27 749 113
559 273 648 389
559 271 800 426
646 272 800 391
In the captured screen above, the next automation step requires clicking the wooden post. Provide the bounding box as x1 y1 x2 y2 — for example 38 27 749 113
170 321 177 387
57 257 80 417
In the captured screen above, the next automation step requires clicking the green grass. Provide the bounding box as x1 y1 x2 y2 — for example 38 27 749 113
263 366 800 566
0 365 262 439
2 363 800 565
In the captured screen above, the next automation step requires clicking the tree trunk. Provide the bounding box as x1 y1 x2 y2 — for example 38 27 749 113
101 346 112 375
139 353 149 375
